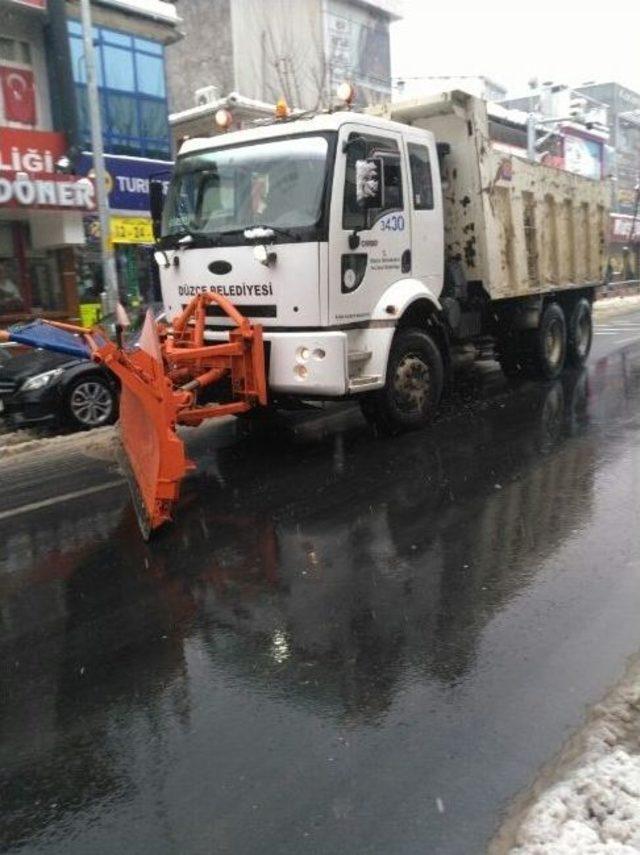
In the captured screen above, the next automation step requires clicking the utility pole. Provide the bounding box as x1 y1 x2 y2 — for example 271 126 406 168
79 0 119 314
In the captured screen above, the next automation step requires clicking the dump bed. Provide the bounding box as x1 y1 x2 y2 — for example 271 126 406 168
386 91 610 301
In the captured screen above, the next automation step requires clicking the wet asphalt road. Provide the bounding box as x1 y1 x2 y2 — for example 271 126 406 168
2 310 640 855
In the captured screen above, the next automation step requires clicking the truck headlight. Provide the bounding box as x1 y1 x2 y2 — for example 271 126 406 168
21 368 64 391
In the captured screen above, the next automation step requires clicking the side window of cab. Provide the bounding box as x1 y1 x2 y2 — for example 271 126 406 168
343 133 404 230
408 143 434 210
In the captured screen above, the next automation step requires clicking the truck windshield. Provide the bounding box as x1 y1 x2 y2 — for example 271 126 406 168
162 135 331 243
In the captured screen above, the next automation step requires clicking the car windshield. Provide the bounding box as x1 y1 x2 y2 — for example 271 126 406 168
162 134 331 241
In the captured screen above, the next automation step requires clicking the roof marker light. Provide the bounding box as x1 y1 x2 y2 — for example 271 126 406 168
337 82 356 106
275 97 290 119
214 108 233 130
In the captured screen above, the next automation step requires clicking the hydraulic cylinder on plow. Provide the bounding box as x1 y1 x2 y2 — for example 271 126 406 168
1 293 267 539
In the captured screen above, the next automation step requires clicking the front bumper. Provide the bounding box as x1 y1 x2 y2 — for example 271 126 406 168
205 329 349 396
0 384 63 427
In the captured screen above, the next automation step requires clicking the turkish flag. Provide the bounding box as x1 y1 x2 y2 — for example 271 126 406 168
0 67 37 125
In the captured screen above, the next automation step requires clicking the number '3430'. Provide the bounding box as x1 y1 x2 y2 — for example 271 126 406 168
380 214 405 231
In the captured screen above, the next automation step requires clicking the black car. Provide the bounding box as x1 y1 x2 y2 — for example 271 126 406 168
0 346 119 431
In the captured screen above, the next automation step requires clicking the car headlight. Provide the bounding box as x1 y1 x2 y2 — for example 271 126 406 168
21 368 64 392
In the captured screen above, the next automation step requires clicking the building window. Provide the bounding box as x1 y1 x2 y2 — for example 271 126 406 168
67 20 170 159
0 37 32 65
0 36 37 126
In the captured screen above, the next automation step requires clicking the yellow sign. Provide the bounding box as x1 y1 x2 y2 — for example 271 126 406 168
79 303 102 328
110 216 154 245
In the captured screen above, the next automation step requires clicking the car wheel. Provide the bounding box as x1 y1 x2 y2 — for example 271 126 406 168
66 375 117 430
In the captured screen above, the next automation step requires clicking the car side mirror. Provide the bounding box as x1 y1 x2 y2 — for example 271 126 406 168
355 157 384 210
149 180 164 241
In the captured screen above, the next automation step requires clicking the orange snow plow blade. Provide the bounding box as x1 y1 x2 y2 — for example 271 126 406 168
37 293 267 538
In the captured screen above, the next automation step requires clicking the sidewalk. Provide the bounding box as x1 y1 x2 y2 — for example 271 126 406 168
491 658 640 854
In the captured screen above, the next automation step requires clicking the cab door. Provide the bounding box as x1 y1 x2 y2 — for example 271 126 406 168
329 124 411 325
403 131 443 298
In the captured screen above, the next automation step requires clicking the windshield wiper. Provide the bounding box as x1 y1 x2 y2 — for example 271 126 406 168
244 224 301 242
161 230 217 249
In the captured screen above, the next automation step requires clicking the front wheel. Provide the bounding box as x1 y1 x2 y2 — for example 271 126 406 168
360 328 444 434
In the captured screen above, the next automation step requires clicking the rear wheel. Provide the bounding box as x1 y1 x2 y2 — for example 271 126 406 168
65 375 118 430
360 328 443 434
531 302 567 380
566 298 593 367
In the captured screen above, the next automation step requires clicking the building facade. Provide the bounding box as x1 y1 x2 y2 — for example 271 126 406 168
165 0 401 119
0 0 179 328
65 2 179 318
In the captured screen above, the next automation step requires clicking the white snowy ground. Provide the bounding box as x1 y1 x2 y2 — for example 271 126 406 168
594 293 640 318
491 659 640 854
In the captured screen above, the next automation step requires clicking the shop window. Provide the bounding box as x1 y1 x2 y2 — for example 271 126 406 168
0 224 65 318
29 255 64 313
67 21 171 159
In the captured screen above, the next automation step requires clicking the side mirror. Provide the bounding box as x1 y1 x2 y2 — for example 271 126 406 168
149 180 164 241
355 157 384 209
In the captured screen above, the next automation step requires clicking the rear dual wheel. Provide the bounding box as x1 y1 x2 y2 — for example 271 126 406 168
566 298 593 368
534 302 567 380
497 300 592 381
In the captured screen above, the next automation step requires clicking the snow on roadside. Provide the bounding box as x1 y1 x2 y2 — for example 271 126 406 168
491 658 640 854
594 293 640 318
0 424 117 461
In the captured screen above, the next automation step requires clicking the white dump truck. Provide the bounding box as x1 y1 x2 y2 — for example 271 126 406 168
156 89 608 432
3 90 610 536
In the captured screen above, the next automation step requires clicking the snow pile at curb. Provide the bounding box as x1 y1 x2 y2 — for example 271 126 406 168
594 294 640 317
512 751 640 852
0 425 117 460
501 662 640 854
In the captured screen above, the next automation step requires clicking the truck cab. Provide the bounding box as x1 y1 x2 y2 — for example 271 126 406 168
157 112 446 420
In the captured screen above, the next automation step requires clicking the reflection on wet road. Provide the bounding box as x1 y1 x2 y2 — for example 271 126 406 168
2 337 640 854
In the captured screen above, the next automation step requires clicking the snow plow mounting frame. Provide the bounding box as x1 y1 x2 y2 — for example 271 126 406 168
7 293 267 538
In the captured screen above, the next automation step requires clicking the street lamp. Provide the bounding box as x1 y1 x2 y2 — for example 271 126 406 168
79 0 119 315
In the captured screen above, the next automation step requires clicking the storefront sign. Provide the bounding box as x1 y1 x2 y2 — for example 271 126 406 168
0 128 66 174
563 133 603 181
110 216 154 244
0 128 95 210
611 214 640 243
78 153 172 212
0 67 37 125
0 170 95 210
